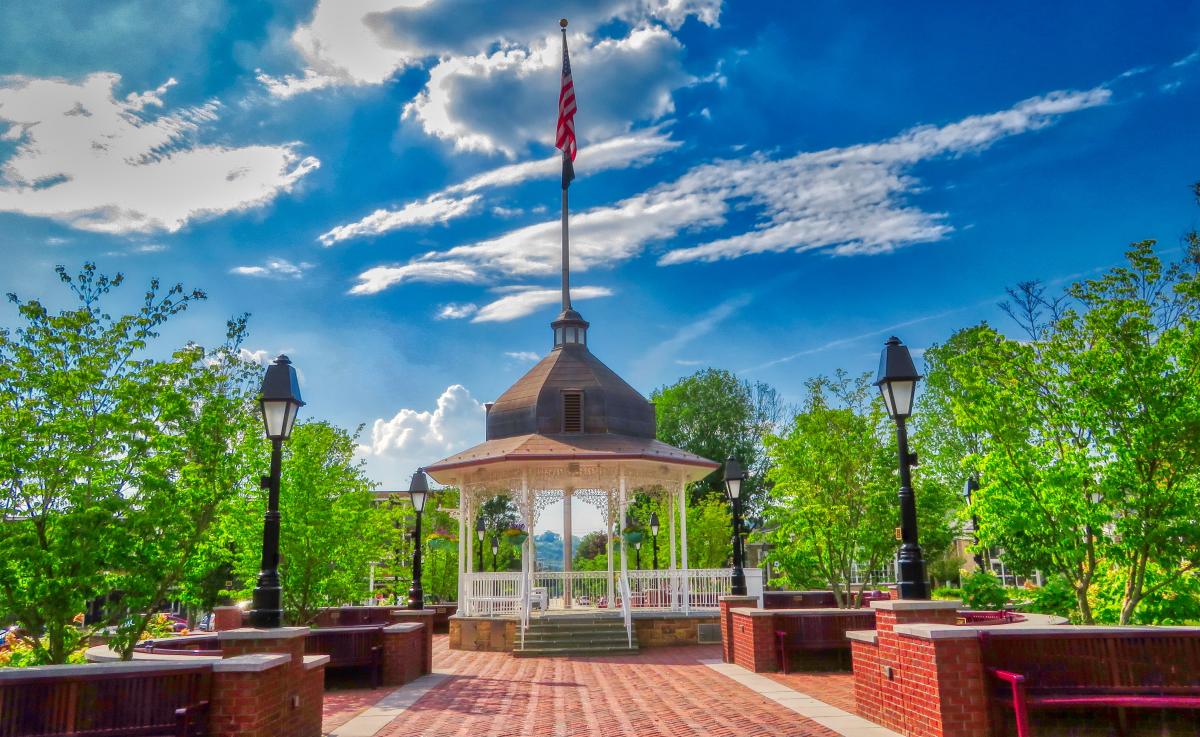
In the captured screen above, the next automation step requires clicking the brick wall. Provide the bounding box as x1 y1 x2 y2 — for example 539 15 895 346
719 595 759 663
386 610 435 673
851 600 990 737
382 623 427 686
213 606 243 632
730 610 777 672
215 628 322 737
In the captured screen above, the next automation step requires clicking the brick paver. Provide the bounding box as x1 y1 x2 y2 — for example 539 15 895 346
322 685 394 731
764 671 856 713
340 637 840 737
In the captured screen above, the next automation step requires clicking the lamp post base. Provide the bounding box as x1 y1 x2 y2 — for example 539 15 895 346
408 585 424 611
731 567 747 597
249 584 282 628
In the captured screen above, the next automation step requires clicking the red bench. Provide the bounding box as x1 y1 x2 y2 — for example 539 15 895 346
773 610 877 673
0 662 210 737
304 626 383 687
978 630 1200 737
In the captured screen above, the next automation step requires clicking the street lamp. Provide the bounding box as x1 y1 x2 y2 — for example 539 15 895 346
634 539 642 570
476 516 486 572
407 469 430 610
724 456 747 596
650 512 660 571
490 535 499 572
875 336 928 600
250 355 304 628
963 476 986 571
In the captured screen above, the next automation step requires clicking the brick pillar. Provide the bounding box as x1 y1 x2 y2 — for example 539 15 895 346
382 623 426 686
730 610 777 672
213 606 243 632
719 595 758 664
852 600 989 737
210 654 291 737
217 627 322 737
387 610 435 674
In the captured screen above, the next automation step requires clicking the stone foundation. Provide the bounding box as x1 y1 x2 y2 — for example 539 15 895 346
450 615 516 652
450 613 719 652
633 614 719 647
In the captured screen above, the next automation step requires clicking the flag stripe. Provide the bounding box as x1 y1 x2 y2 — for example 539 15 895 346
556 33 577 161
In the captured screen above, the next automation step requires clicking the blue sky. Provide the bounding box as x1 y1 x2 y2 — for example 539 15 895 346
2 2 1199 533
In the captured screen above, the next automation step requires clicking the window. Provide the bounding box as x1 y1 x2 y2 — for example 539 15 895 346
563 391 583 433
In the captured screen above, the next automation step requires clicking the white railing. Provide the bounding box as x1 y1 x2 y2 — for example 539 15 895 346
462 568 746 616
619 574 632 647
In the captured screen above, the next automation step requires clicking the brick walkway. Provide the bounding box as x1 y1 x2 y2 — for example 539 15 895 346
765 671 856 713
324 636 851 737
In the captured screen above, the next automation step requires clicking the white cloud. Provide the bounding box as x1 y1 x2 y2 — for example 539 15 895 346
350 86 1109 294
435 302 478 320
261 0 719 97
319 194 480 246
321 126 679 245
471 285 612 322
0 73 320 234
405 25 693 157
505 351 540 362
230 257 313 279
358 384 486 487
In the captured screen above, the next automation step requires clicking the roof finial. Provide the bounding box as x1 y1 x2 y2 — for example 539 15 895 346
560 18 568 29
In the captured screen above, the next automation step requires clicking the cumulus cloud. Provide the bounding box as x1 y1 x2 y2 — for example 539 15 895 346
358 384 486 486
405 25 693 157
260 0 719 97
471 285 612 323
321 126 679 245
505 351 540 361
230 257 313 279
350 86 1109 293
0 73 320 234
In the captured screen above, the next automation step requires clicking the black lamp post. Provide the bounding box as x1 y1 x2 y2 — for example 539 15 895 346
650 512 660 571
407 469 430 610
249 355 304 628
963 476 986 571
875 336 928 600
476 516 486 572
490 535 499 572
724 456 747 596
633 540 642 570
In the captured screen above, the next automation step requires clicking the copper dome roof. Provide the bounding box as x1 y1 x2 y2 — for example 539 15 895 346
485 341 656 440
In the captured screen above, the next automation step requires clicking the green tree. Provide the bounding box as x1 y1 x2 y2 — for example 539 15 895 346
945 242 1200 623
652 368 785 512
0 264 234 663
685 498 732 568
229 421 382 625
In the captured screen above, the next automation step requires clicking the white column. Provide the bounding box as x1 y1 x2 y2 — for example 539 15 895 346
619 471 628 591
457 485 466 609
563 487 573 608
679 478 690 614
465 499 474 575
606 489 615 607
668 487 678 609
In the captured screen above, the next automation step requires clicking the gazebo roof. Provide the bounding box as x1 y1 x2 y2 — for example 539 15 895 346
425 432 717 479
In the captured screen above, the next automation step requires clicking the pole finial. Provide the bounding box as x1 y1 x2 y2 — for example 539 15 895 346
560 18 568 29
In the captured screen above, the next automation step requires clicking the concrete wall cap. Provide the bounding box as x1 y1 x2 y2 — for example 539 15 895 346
303 654 330 670
719 595 759 603
845 630 879 644
217 626 309 640
310 625 384 634
894 623 979 640
759 608 876 617
84 644 219 663
729 608 777 617
388 609 436 617
0 660 208 680
384 622 424 633
212 653 291 672
870 599 962 611
979 624 1200 635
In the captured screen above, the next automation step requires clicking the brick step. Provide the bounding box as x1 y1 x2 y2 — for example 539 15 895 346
520 633 631 646
524 620 626 631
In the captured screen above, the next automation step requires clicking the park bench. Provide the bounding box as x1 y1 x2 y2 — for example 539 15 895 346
773 609 876 673
0 662 210 737
978 629 1200 737
304 626 384 687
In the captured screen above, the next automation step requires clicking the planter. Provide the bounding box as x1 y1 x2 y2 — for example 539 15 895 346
623 530 644 546
505 532 528 547
428 537 455 552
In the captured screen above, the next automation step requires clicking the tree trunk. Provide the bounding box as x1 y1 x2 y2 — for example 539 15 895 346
1075 583 1094 624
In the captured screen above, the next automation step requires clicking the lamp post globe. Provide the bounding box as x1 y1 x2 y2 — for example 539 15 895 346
407 469 430 610
724 456 748 596
476 516 486 571
490 535 499 572
874 336 928 600
250 355 304 628
650 512 660 571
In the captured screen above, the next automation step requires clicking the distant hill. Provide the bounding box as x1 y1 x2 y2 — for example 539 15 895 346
533 531 581 571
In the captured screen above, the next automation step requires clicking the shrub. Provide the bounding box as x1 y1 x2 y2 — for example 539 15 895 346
1021 574 1077 621
961 571 1008 610
931 586 963 601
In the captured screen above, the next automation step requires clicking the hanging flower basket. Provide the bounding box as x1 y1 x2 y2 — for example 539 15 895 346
502 526 528 547
623 530 644 546
427 530 456 552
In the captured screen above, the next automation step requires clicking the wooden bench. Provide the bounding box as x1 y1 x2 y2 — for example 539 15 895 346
304 626 383 687
0 662 210 737
979 630 1200 737
773 610 877 673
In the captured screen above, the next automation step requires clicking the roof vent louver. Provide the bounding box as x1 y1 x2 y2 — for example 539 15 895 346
563 391 583 433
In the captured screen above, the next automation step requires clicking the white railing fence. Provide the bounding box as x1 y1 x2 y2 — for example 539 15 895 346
619 574 632 647
462 568 749 616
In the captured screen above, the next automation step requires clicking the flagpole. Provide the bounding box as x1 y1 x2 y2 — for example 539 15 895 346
560 19 572 313
561 150 571 312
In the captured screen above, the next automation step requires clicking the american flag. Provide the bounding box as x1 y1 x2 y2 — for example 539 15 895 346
556 30 577 182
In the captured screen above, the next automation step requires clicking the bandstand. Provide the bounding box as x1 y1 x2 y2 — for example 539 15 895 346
425 275 760 650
